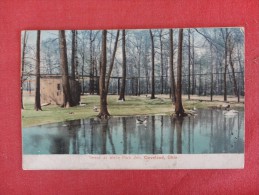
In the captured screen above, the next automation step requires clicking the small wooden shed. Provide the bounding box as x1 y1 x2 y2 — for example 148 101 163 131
41 75 81 105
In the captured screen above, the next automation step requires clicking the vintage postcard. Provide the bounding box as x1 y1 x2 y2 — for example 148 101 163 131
21 28 244 169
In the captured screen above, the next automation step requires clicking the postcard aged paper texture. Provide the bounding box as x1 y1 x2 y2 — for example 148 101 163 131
22 28 244 170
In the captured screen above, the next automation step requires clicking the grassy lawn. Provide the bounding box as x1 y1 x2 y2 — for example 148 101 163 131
22 94 244 127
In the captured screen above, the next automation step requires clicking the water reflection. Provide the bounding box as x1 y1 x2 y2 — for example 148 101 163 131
175 117 183 154
23 109 244 154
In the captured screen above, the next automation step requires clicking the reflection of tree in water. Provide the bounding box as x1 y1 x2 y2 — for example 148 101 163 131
90 118 94 154
48 123 69 154
159 116 164 154
107 123 116 154
101 120 108 154
48 120 81 154
122 117 127 154
49 137 69 154
209 109 213 153
68 120 81 154
175 117 183 154
151 116 156 154
91 119 104 154
137 117 152 154
83 118 115 154
230 112 244 153
206 110 244 153
188 117 191 153
169 117 175 153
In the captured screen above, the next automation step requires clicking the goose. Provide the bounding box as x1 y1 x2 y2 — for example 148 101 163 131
93 106 98 112
189 108 197 114
222 110 228 114
136 116 148 124
224 110 238 117
79 102 86 107
222 104 230 110
228 109 238 113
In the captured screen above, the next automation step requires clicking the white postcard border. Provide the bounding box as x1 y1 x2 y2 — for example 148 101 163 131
23 154 244 170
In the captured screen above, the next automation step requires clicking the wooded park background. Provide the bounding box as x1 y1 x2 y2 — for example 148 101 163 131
21 28 244 117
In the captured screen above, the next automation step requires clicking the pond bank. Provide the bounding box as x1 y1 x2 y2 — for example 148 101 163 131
22 94 244 127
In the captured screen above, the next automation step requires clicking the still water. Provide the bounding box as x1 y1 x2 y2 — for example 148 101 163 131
23 109 244 155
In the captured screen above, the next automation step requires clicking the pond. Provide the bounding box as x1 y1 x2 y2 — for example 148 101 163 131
23 109 244 155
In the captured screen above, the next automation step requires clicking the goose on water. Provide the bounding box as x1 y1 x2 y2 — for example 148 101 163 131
136 116 148 124
224 109 238 117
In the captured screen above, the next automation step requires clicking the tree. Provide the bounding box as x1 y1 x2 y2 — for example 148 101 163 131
41 37 60 75
98 30 110 118
169 29 176 103
210 43 214 101
77 31 89 94
105 30 120 92
221 28 230 102
143 35 150 94
149 30 155 99
89 30 99 94
118 30 127 101
174 29 186 117
34 30 42 111
71 30 77 80
21 31 28 109
228 35 239 101
188 29 191 100
159 30 164 94
98 30 121 118
59 30 73 108
191 32 195 95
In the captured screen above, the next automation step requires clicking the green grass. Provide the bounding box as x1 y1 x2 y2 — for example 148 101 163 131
22 94 244 127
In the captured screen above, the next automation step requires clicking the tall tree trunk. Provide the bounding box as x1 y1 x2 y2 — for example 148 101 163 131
149 30 155 99
175 29 186 117
210 44 213 101
95 58 99 95
21 31 27 109
215 55 220 95
89 31 94 94
192 32 195 95
223 28 228 102
59 30 73 108
75 30 78 79
81 54 85 94
98 30 110 118
169 29 176 103
118 30 126 101
237 49 244 96
199 62 202 95
106 30 120 92
144 52 149 94
159 30 164 94
34 30 42 111
229 41 238 99
143 37 150 94
137 46 141 96
71 30 76 80
188 29 191 100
